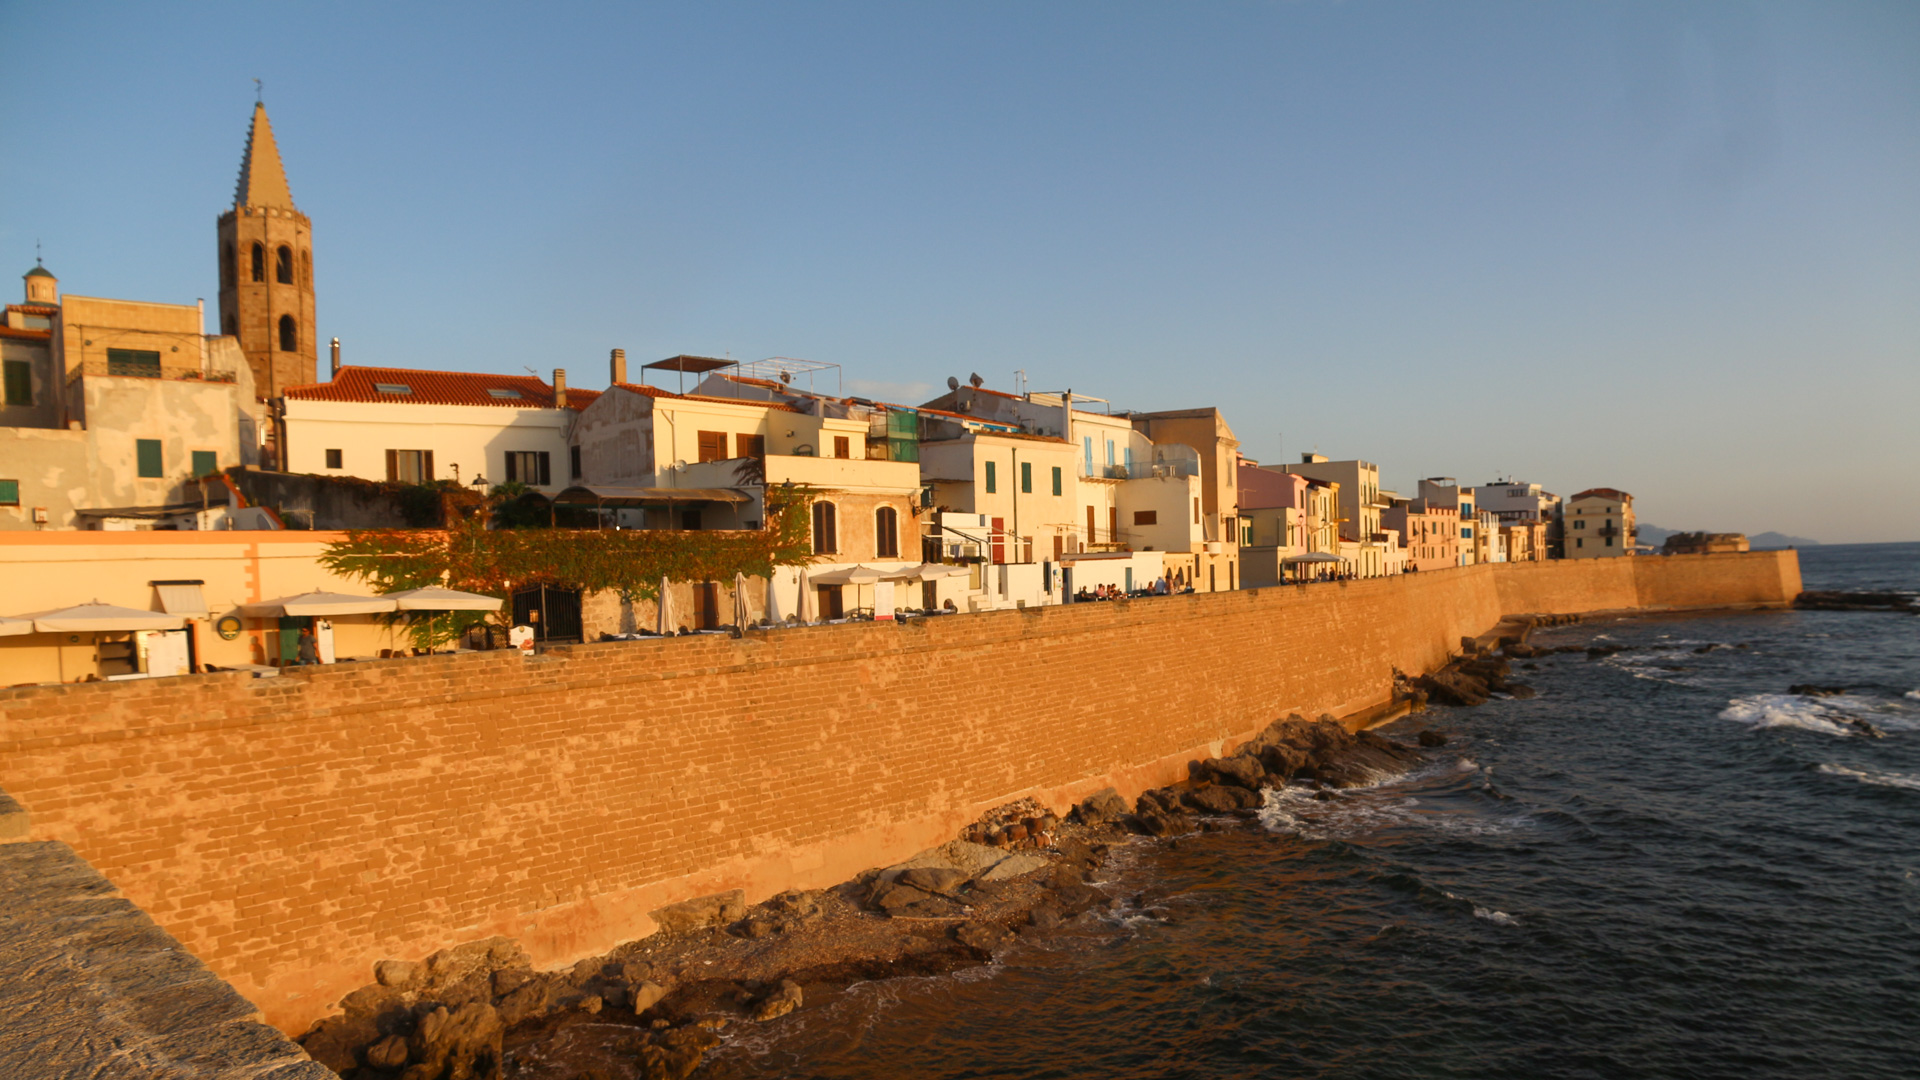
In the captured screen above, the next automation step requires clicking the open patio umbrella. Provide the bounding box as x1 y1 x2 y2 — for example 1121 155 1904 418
241 591 398 617
0 615 34 637
19 602 186 633
384 587 503 611
1281 552 1346 565
655 576 674 635
796 566 816 623
883 563 971 581
733 572 751 628
806 565 885 586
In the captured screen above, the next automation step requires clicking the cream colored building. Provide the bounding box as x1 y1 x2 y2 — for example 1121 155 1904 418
1277 454 1392 578
279 365 596 493
2 266 266 530
1565 487 1636 558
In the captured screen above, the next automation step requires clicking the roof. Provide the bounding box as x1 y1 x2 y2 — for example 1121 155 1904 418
235 103 296 211
24 265 54 279
283 366 591 409
601 383 799 413
643 355 735 374
0 325 52 341
1570 487 1633 502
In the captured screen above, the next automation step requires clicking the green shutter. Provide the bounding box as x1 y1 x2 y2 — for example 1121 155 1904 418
985 460 996 494
0 479 19 505
1051 466 1062 496
191 451 218 478
136 439 163 478
1021 462 1032 494
3 360 31 406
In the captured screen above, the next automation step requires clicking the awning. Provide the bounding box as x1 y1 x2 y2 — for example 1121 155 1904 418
0 616 35 637
384 587 503 612
241 591 399 617
14 602 187 633
153 580 209 618
880 563 973 582
1282 552 1348 565
553 485 752 507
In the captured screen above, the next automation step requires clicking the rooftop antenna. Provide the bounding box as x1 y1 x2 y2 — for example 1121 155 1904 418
1014 369 1027 396
35 239 43 267
253 78 263 104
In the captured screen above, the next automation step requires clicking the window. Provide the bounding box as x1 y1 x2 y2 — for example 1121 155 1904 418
374 382 411 395
1106 439 1115 467
1576 538 1585 549
191 451 218 478
486 388 522 399
386 449 432 484
3 360 31 406
506 451 552 486
1134 510 1158 526
1606 537 1614 547
833 435 851 459
278 314 297 352
876 506 899 558
276 245 294 284
984 460 997 494
696 430 727 463
136 439 163 478
1123 447 1134 472
1051 466 1062 497
569 445 582 480
680 509 703 531
0 479 17 506
735 433 764 458
1021 461 1032 494
1083 436 1093 475
811 500 838 554
1193 497 1201 525
251 242 266 282
1574 519 1585 529
106 349 161 378
325 449 343 469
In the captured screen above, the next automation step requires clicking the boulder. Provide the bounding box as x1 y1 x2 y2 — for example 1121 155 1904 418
1507 683 1537 700
649 890 747 935
898 867 968 897
1257 745 1308 781
367 1034 409 1070
1053 882 1107 916
976 852 1050 881
1789 684 1846 697
491 967 535 997
403 1002 502 1080
868 880 931 913
1206 755 1266 790
631 980 670 1016
637 1026 721 1080
1126 809 1194 838
1420 669 1490 707
495 976 571 1026
752 980 803 1022
1074 788 1130 826
1416 729 1448 748
955 920 1012 952
374 960 418 989
1180 785 1243 814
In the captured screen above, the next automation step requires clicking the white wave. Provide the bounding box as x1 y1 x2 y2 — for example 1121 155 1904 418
1258 780 1520 841
1718 694 1896 737
1815 763 1920 791
1907 690 1920 701
1473 907 1519 926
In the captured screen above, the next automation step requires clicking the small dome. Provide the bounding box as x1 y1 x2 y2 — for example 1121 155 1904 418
25 265 54 279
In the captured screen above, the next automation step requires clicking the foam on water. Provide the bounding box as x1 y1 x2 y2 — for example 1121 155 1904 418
1472 906 1519 926
1717 693 1908 737
1907 690 1920 701
1257 764 1522 842
1815 763 1920 791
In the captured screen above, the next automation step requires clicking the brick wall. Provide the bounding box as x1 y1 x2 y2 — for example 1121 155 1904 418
0 551 1798 1035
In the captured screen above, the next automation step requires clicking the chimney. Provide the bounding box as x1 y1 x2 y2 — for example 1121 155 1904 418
553 368 568 409
610 348 627 386
330 337 341 379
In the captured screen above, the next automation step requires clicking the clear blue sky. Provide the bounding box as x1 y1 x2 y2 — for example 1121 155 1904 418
4 1 1915 542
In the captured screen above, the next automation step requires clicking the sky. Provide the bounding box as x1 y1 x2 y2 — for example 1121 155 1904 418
2 1 1915 543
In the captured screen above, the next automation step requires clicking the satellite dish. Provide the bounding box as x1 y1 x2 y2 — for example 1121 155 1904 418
779 371 792 384
673 459 687 471
968 373 984 388
946 376 960 391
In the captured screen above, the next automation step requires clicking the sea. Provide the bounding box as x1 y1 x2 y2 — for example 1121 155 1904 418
702 543 1920 1079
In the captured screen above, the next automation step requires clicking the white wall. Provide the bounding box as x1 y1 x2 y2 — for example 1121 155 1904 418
284 399 574 491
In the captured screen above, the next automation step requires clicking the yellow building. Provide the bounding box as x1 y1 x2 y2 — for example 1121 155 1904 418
1566 487 1635 558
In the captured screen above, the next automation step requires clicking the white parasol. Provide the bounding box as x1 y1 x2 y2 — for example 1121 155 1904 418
732 572 751 628
16 602 187 633
655 576 674 635
242 591 399 617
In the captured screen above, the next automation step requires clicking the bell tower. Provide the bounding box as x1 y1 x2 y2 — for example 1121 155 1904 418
217 102 316 397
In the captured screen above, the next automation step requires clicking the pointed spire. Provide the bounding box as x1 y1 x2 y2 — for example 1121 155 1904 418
234 102 296 211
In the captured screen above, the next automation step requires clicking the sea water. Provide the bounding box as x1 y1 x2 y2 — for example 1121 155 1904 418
704 544 1920 1079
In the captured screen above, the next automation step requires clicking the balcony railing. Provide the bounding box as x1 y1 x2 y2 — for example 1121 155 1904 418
68 359 239 384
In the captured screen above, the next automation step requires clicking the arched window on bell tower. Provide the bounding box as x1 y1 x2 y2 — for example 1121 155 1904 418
251 243 265 282
279 314 297 352
276 245 294 284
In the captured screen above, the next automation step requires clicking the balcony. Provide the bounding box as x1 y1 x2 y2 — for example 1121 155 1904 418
1082 446 1201 481
69 358 238 384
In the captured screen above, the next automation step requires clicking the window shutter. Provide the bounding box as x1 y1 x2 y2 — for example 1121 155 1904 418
538 452 551 486
136 439 163 478
423 450 435 481
505 453 518 483
1051 467 1061 497
386 450 398 482
570 445 582 480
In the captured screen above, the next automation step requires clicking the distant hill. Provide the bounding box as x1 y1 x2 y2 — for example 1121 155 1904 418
1637 524 1819 550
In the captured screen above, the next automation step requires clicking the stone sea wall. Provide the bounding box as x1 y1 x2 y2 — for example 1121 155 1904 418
0 550 1800 1035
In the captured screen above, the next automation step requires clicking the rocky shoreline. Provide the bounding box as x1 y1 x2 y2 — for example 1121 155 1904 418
302 629 1593 1080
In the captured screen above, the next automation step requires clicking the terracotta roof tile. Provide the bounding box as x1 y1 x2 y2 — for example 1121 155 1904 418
283 366 591 409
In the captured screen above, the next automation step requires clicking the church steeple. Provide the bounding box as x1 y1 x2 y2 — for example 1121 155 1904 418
217 100 317 409
234 102 297 211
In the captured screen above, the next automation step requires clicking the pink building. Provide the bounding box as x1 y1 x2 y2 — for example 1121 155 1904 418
1382 498 1460 573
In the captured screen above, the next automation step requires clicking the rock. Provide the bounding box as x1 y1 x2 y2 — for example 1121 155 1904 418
650 890 748 935
1420 669 1490 707
491 967 535 997
868 881 931 913
752 979 803 1021
1507 683 1537 700
1053 882 1106 916
977 852 1050 881
1126 809 1194 838
631 980 670 1015
1027 904 1063 929
374 959 418 989
367 1034 410 1070
766 889 824 922
1181 785 1245 814
955 920 1012 951
1257 745 1308 781
403 1002 502 1080
496 976 570 1026
1789 684 1846 697
637 1026 720 1080
580 994 604 1014
898 867 968 897
1416 729 1448 748
1074 788 1130 825
1206 755 1266 790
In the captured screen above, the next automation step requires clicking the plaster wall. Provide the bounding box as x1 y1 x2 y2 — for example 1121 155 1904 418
281 400 575 491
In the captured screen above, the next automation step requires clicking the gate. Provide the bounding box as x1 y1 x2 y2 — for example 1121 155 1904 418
511 585 583 642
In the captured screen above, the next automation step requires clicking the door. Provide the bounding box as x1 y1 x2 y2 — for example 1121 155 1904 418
512 586 583 642
695 582 720 630
818 585 845 619
991 517 1005 564
140 629 191 677
922 581 938 610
